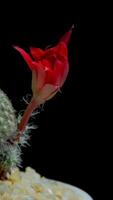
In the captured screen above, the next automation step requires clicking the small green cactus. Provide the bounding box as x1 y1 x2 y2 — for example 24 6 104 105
0 89 17 141
0 89 29 179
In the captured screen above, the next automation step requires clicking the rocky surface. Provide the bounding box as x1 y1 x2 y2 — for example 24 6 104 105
0 167 87 200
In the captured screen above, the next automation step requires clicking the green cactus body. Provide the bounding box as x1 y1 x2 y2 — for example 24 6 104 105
0 89 34 179
0 89 17 141
0 89 21 179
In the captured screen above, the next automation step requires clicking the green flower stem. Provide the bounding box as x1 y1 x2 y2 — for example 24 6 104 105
17 97 38 139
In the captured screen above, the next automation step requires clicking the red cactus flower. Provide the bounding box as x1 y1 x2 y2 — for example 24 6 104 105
13 26 73 135
14 26 73 104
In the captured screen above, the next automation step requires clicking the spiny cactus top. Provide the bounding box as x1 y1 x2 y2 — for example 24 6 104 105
0 89 17 142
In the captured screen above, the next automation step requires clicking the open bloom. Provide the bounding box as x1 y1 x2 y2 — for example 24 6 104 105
14 26 73 105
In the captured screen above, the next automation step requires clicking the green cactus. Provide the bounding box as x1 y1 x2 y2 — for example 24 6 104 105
0 89 30 180
0 89 17 141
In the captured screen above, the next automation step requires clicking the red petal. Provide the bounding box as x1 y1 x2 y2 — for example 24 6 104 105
60 62 69 86
32 60 54 87
52 60 63 85
59 25 74 45
30 47 45 61
41 59 52 69
36 64 46 90
53 60 69 87
44 68 55 85
13 46 33 70
44 46 56 59
57 42 68 59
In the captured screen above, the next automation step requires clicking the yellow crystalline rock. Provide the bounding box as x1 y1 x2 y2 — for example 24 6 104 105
55 190 62 199
0 167 87 200
32 184 43 193
8 168 21 184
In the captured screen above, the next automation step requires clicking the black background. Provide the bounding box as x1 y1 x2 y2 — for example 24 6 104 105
0 3 100 199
